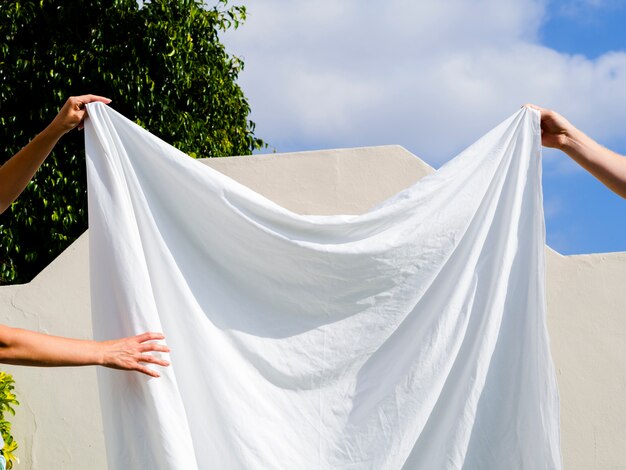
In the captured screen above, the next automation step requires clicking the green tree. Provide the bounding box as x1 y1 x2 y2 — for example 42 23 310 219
0 0 263 284
0 372 18 469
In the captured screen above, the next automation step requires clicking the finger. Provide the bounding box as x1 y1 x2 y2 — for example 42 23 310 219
139 355 170 367
522 103 545 114
74 94 112 105
135 332 165 343
139 343 170 353
74 109 88 131
135 365 161 378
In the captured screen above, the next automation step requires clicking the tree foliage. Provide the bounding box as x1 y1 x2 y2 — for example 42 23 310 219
0 371 18 469
0 0 263 284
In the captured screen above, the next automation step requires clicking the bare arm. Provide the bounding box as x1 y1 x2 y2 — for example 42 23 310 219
0 325 170 378
526 104 626 199
0 95 170 378
0 94 111 214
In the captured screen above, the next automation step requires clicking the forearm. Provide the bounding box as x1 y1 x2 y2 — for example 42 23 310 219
561 129 626 199
0 125 64 213
1 95 112 214
0 324 103 367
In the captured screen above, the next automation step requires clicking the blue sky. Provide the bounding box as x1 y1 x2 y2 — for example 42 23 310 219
222 0 626 255
540 1 626 254
541 0 626 59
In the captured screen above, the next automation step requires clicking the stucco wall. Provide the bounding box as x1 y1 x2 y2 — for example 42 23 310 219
0 145 624 469
546 250 626 469
0 234 102 468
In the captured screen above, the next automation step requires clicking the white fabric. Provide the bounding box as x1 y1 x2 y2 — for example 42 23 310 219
85 103 562 470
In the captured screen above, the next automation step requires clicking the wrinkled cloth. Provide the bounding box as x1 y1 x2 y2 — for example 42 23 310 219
85 103 562 470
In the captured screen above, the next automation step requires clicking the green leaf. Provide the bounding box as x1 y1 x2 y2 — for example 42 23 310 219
0 0 266 285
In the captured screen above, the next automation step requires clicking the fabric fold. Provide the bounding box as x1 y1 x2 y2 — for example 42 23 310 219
85 103 561 470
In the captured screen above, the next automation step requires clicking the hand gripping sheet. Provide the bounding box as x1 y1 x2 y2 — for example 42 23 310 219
85 103 562 470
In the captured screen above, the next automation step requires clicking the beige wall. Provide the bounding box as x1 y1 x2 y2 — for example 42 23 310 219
0 234 103 468
0 146 624 469
547 250 626 469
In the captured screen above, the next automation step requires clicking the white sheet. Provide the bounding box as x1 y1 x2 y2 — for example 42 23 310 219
85 103 562 469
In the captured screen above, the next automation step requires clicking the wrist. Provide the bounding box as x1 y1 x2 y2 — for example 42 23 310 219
40 122 67 143
92 341 106 367
559 126 585 153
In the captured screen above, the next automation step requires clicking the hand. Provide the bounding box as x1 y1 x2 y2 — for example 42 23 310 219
524 104 576 150
524 104 626 198
46 94 112 138
0 93 111 213
99 332 170 378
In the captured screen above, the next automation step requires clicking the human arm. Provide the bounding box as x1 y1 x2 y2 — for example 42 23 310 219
0 325 170 378
0 94 111 214
525 104 626 199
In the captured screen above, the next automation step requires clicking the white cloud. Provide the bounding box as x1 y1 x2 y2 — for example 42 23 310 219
222 0 626 167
